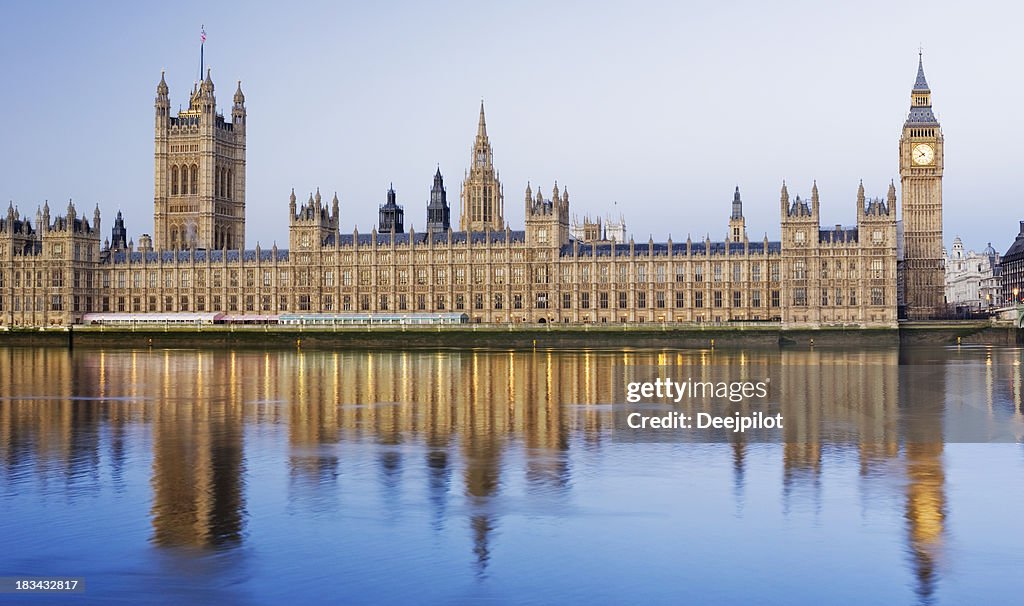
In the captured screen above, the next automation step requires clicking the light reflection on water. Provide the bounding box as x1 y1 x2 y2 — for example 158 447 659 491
0 346 1022 605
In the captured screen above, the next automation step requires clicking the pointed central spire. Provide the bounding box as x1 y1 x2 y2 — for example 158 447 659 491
477 100 487 138
906 51 938 125
157 70 168 96
914 51 930 92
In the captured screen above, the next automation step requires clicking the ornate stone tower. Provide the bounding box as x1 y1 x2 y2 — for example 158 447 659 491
378 185 405 234
459 102 504 232
524 181 570 247
110 210 128 252
899 53 944 319
289 188 339 251
153 69 246 251
425 168 451 236
728 186 747 242
779 182 821 326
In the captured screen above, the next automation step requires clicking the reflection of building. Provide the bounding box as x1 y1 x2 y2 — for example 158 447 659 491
11 345 1024 593
944 236 1001 311
777 349 900 489
904 442 946 603
1000 221 1024 305
1 57 958 329
148 353 246 548
900 348 948 604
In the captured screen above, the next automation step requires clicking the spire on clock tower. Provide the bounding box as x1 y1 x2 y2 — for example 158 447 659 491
913 51 929 91
906 52 938 126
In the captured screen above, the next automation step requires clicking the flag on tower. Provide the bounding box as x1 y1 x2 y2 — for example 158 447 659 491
201 26 206 43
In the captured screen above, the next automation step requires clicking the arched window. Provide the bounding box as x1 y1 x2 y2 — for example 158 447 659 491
181 167 189 197
226 169 232 199
170 227 178 250
191 165 199 195
171 166 179 195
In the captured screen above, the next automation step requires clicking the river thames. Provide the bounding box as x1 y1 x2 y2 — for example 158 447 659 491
1 345 1022 604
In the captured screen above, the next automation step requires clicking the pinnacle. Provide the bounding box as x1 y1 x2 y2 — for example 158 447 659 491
913 52 929 92
477 100 487 138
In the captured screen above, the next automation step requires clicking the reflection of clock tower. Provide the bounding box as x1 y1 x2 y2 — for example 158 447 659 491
459 102 505 232
899 53 944 319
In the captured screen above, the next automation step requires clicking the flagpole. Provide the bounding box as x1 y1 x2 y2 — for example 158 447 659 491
200 24 205 77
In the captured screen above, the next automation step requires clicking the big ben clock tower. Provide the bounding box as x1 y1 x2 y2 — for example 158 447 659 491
900 52 944 319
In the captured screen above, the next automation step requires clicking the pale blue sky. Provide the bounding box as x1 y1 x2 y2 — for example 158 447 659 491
1 1 1020 253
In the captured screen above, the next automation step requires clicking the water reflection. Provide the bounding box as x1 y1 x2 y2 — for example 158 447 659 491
1 346 1022 603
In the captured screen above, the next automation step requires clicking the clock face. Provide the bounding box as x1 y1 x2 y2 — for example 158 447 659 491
912 143 935 166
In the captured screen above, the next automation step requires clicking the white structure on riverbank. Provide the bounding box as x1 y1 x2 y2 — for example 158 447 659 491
944 236 1001 311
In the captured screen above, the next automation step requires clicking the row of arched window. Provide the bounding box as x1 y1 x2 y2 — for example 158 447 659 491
216 166 233 199
168 226 238 249
213 226 236 250
169 164 234 198
170 164 199 196
167 225 195 250
166 225 237 250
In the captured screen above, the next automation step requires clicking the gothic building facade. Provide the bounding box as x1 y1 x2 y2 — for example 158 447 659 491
2 58 941 329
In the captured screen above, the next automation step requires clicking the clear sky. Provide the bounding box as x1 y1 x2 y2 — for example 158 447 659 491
1 1 1020 253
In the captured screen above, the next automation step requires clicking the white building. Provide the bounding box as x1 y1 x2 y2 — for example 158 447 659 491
944 236 1001 311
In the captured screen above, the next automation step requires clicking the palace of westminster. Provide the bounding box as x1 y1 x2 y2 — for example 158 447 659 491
0 56 946 328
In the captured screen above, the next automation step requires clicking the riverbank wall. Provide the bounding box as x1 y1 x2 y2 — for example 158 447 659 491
0 321 1017 350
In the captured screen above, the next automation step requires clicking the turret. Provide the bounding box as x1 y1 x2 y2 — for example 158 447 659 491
155 71 170 125
729 186 746 242
426 167 451 236
232 80 246 128
111 210 127 251
378 184 405 234
290 187 335 249
525 181 570 246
